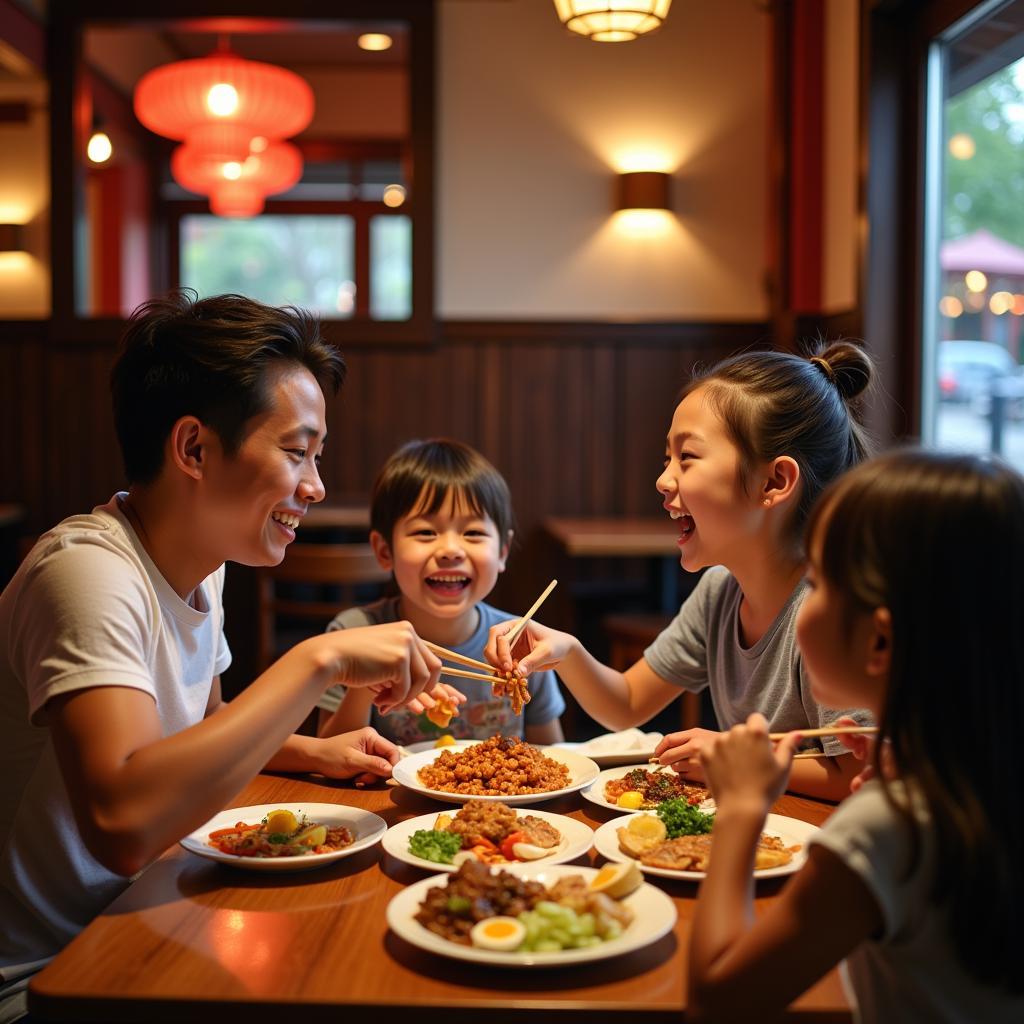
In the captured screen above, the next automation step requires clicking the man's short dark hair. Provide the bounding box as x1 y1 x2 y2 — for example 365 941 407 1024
111 290 346 484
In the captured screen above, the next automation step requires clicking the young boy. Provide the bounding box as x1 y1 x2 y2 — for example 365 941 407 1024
0 292 441 1021
318 439 565 745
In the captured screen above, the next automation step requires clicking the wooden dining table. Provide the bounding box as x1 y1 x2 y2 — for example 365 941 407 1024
29 770 852 1023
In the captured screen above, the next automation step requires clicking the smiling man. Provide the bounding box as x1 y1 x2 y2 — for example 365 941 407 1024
0 291 441 1022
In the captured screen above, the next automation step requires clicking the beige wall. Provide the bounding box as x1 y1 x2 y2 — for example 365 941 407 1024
437 0 770 320
0 78 49 318
823 0 860 314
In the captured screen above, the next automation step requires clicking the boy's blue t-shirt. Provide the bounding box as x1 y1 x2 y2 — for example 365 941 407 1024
316 597 565 745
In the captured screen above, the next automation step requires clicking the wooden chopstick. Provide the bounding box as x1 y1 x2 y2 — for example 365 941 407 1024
504 579 558 648
423 640 493 674
769 726 877 740
439 666 509 686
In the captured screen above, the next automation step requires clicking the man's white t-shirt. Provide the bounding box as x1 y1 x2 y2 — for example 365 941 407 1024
0 495 231 994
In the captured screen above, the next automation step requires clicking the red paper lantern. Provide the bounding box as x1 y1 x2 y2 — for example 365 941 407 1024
209 182 265 219
171 140 303 198
134 52 314 157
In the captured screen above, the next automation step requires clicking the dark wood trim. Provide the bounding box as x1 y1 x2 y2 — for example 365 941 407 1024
790 0 826 315
0 0 44 72
766 0 794 349
861 0 979 444
440 320 772 348
0 318 775 351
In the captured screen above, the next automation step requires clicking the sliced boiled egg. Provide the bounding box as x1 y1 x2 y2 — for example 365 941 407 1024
511 841 553 861
589 860 643 899
470 915 526 951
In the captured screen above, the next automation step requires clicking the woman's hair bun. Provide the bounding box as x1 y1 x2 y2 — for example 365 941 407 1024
811 340 872 402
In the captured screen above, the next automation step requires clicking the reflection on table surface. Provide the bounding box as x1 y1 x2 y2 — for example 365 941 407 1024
30 770 852 1022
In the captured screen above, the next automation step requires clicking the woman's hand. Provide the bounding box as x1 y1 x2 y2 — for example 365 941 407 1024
484 618 579 676
653 728 723 781
699 714 800 814
313 726 400 787
299 621 441 714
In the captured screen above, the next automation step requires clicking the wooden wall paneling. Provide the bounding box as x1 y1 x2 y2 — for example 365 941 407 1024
41 344 124 527
0 328 45 531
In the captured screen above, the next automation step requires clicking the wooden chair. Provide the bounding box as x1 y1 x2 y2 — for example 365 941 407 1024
602 611 702 730
256 542 391 671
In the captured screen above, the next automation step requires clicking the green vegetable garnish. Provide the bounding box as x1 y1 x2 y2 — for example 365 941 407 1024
408 829 464 864
656 797 715 838
446 895 472 914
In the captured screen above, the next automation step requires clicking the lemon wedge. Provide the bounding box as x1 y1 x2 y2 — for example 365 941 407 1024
626 814 667 842
265 809 298 834
589 860 643 899
616 790 644 810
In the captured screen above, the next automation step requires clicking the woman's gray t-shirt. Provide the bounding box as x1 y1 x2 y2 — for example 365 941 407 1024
644 566 871 755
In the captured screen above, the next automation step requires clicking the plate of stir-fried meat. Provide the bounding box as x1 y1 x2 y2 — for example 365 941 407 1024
582 765 714 813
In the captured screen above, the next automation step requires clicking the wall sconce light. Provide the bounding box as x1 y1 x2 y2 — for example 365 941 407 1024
0 223 26 252
616 170 671 211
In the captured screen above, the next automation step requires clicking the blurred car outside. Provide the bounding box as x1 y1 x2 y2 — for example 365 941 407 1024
937 340 1024 419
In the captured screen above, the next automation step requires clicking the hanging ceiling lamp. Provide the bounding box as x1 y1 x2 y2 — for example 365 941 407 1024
134 50 314 161
209 181 266 219
171 140 304 199
553 0 672 42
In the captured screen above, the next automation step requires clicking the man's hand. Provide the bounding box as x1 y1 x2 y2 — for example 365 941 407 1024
314 726 400 787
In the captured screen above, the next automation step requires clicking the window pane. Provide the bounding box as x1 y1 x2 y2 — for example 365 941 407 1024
925 5 1024 468
180 215 356 318
370 214 412 320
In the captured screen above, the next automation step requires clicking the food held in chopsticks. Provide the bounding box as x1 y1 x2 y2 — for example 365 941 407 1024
417 734 569 796
426 640 532 716
407 800 565 866
207 808 354 858
604 767 709 809
425 695 458 729
414 858 636 951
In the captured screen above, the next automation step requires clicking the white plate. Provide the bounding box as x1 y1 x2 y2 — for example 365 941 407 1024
552 730 663 768
581 765 715 813
386 863 677 967
180 802 387 872
382 808 594 871
593 812 817 881
391 744 600 806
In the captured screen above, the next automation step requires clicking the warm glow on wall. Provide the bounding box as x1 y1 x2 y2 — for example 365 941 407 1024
612 208 675 237
612 148 675 174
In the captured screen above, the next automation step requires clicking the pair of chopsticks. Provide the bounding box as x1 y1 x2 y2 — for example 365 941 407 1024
422 643 506 686
422 578 558 686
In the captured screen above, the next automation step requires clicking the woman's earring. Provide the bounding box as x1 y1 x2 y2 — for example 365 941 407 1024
762 498 770 506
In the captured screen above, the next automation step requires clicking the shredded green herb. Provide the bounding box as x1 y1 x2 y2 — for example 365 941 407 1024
656 797 715 838
409 829 464 864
